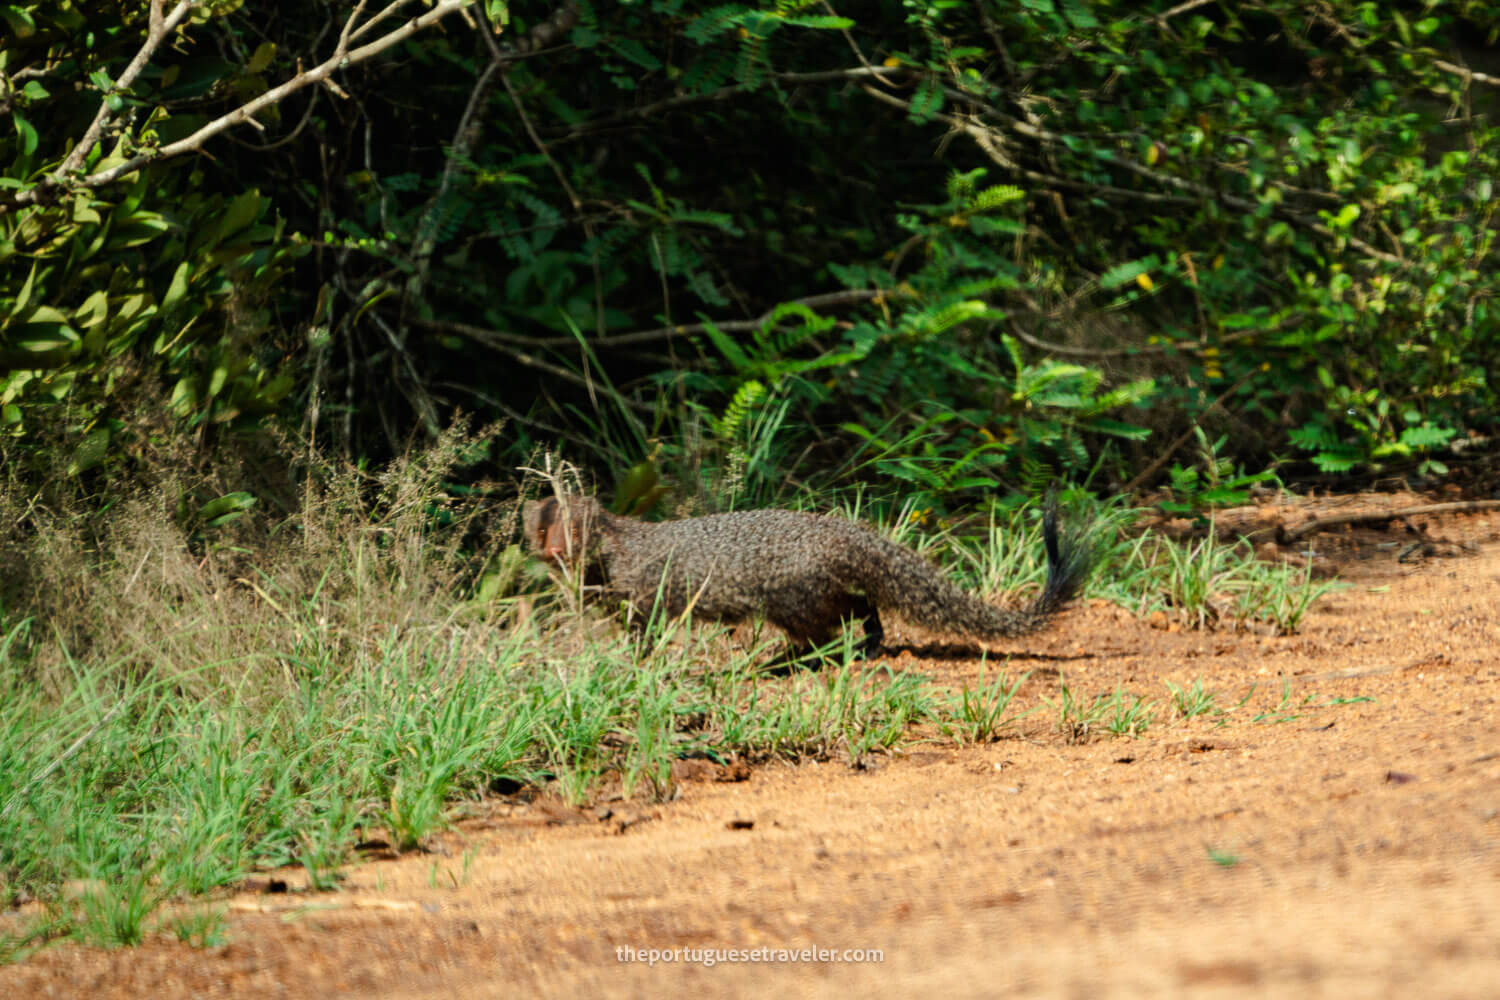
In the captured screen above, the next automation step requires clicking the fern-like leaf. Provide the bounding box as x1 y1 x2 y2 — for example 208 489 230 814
716 379 766 442
969 185 1025 212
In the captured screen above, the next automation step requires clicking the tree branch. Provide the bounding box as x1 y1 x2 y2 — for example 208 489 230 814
409 14 510 295
54 0 199 178
9 0 472 211
411 289 895 350
437 322 654 414
1433 59 1500 89
551 66 904 144
1007 316 1279 361
1280 500 1500 543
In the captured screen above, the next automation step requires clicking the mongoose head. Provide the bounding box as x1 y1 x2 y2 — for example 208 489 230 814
521 494 603 565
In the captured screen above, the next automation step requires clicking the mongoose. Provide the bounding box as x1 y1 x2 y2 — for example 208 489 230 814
522 493 1092 657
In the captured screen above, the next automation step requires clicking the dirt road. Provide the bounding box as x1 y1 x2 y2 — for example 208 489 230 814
6 500 1499 998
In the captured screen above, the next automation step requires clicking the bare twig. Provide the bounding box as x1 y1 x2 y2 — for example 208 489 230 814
346 0 410 44
552 66 903 144
0 702 125 823
410 16 509 293
225 86 323 152
1 65 59 115
411 288 894 351
1433 60 1500 88
1280 500 1500 543
437 322 654 414
1154 0 1217 24
410 3 579 297
1007 317 1275 361
822 0 891 85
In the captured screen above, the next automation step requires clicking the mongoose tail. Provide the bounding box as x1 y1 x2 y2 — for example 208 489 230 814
862 494 1092 644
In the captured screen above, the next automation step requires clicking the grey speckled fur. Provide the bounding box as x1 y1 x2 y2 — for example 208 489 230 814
523 494 1091 655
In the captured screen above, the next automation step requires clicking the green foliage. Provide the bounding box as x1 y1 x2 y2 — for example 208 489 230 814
1101 686 1156 739
943 667 1030 744
1046 674 1109 744
1207 847 1242 869
0 2 300 488
6 0 1500 516
1104 525 1346 634
1046 677 1155 743
1160 428 1279 517
167 906 227 949
665 167 1158 508
0 423 1359 955
1165 679 1220 720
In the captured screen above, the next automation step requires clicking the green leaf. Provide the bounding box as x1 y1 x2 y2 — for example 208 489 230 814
715 379 765 440
13 260 37 315
259 374 296 404
109 214 173 248
780 14 854 29
912 300 988 339
72 195 103 225
1399 424 1455 448
73 290 109 329
908 79 943 124
13 114 37 156
1095 377 1157 409
0 5 36 37
1083 418 1152 440
197 492 258 528
1099 257 1158 290
970 185 1025 212
613 456 660 514
247 42 276 74
161 261 191 313
170 377 197 415
1392 11 1411 46
213 191 266 244
701 320 751 373
11 308 79 351
606 38 663 72
1309 445 1363 472
66 427 111 476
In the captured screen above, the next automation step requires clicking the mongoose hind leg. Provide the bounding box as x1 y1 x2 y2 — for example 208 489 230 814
853 596 884 658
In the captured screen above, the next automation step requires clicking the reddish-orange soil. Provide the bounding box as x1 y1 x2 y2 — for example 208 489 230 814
4 495 1499 998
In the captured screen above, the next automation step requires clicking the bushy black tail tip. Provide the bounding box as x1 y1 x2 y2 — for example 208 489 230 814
1038 488 1094 611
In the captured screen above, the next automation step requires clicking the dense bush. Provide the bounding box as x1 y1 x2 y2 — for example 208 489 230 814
2 1 1498 510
